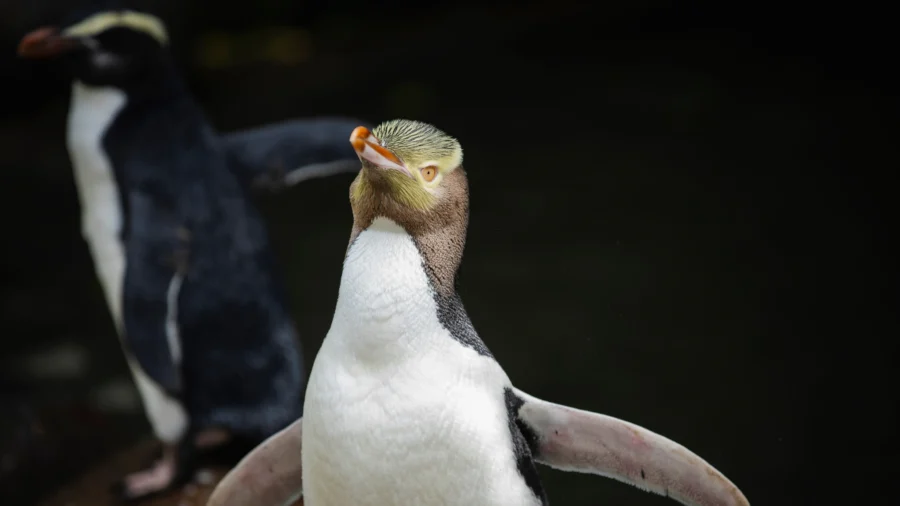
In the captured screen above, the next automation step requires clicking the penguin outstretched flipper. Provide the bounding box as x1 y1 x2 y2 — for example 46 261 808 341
222 118 370 192
206 385 753 506
206 388 752 506
510 388 750 506
206 418 304 506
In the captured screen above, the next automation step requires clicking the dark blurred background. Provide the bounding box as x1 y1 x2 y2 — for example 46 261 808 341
0 1 896 505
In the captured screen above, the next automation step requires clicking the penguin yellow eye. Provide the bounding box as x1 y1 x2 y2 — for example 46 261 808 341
420 166 438 182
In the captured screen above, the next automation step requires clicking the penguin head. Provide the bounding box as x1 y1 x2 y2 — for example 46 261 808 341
349 119 469 288
17 8 171 90
349 119 467 221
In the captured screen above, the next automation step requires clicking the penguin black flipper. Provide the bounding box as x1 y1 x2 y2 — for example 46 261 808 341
509 388 750 506
221 117 368 192
113 191 190 501
120 190 188 396
117 196 269 502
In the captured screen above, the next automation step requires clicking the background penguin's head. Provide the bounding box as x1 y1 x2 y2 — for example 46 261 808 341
17 8 171 91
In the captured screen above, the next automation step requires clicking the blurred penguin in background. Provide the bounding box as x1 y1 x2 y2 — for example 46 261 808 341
17 4 363 501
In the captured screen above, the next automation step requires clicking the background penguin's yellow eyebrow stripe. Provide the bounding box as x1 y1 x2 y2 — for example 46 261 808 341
63 11 168 44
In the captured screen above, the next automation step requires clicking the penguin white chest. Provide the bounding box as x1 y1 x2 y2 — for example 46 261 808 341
302 218 540 506
66 81 127 326
65 82 188 445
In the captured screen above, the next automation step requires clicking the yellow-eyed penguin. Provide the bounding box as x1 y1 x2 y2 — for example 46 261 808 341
207 119 750 506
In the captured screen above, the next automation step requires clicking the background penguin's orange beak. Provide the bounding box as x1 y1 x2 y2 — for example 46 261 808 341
17 27 81 59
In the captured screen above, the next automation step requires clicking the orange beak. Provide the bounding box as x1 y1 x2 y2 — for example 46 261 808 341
349 126 410 176
17 26 81 59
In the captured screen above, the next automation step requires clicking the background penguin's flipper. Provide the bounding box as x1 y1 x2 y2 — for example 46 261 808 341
510 388 750 506
221 117 369 192
121 193 188 395
122 253 183 395
207 418 304 506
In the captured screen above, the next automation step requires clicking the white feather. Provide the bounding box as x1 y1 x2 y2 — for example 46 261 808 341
302 217 540 506
165 273 184 365
67 81 187 444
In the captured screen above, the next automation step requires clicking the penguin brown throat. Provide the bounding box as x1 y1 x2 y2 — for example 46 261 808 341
348 167 470 297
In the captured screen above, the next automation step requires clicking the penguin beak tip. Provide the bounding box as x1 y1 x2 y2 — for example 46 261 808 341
18 26 79 59
349 127 408 175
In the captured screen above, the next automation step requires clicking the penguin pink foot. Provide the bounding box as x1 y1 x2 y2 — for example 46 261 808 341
111 443 191 502
116 448 177 500
112 430 258 502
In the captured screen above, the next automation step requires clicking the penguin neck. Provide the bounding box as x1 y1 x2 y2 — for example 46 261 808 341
66 81 127 187
65 75 198 163
67 75 220 180
333 217 453 363
347 171 470 299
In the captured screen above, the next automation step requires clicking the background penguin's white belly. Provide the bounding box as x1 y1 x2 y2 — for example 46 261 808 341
302 218 541 506
67 81 128 327
66 81 187 444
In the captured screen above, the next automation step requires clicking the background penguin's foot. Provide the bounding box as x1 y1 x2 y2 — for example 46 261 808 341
111 445 186 502
110 429 259 502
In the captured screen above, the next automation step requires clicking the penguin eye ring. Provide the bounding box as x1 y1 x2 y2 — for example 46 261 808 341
420 165 438 182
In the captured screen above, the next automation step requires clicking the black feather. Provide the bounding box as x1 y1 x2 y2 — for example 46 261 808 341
504 388 549 505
